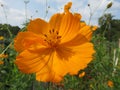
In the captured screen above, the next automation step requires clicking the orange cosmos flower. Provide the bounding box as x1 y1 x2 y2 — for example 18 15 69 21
107 80 114 87
0 60 4 64
14 2 97 83
0 54 8 58
0 36 4 40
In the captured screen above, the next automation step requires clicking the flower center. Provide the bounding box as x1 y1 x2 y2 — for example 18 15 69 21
44 29 61 47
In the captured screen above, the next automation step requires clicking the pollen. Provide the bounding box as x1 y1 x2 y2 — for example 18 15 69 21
44 29 61 47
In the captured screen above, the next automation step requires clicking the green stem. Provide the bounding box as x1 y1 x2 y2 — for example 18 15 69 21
6 25 12 38
88 13 92 25
44 0 48 19
1 41 13 54
2 6 12 37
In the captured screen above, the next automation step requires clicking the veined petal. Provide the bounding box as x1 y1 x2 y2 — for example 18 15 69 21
36 61 64 83
49 13 63 31
66 42 95 75
15 46 65 83
52 51 71 76
36 49 69 83
61 33 88 47
14 31 45 52
36 69 63 83
36 48 71 82
59 13 81 43
15 47 52 73
79 23 97 41
27 18 49 35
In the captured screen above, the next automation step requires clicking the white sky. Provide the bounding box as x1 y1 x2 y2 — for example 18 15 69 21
0 0 120 27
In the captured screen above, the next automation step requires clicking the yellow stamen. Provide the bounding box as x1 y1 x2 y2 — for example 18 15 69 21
44 29 61 47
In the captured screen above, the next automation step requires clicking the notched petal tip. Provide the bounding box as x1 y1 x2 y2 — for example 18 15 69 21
64 2 72 13
74 13 82 20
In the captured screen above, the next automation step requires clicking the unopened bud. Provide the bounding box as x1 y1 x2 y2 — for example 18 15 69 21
107 2 112 9
88 4 90 7
1 4 4 7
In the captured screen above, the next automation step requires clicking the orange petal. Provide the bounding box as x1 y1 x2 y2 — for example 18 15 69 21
51 42 95 78
36 49 68 83
79 23 97 41
79 71 85 78
59 13 81 43
15 47 52 73
36 71 55 82
16 47 65 83
36 66 63 83
61 33 88 47
49 13 63 31
67 42 95 75
52 51 70 75
36 48 70 82
27 18 49 35
14 31 45 52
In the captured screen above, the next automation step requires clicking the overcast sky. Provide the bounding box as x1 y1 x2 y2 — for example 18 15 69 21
0 0 120 27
